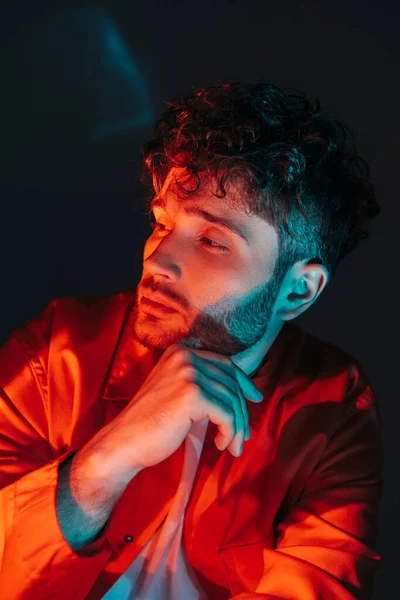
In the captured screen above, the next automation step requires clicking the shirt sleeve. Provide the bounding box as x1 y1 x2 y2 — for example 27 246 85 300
0 329 113 600
228 394 383 600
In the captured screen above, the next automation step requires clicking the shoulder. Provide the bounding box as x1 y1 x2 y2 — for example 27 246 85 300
0 288 136 366
278 322 376 414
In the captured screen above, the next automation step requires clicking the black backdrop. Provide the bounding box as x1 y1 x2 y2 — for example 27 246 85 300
1 2 397 597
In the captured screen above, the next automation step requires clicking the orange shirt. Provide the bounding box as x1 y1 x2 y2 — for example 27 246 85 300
0 289 383 599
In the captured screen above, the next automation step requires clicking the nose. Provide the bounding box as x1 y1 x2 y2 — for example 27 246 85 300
143 232 182 281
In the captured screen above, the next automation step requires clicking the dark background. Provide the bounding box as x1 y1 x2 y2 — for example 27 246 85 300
1 1 397 597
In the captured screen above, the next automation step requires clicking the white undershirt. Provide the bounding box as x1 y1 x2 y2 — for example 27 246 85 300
101 419 210 599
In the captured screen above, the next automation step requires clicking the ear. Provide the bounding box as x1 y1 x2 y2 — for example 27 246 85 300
275 260 330 321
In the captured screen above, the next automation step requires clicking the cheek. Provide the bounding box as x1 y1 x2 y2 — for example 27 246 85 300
194 269 253 306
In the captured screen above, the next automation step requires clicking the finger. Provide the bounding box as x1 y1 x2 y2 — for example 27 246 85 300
223 362 252 441
198 385 237 453
237 385 250 441
189 353 249 439
230 361 264 404
193 360 245 456
188 349 260 444
188 348 263 402
232 386 248 446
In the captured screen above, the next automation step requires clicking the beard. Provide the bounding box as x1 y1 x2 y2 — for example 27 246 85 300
130 267 283 357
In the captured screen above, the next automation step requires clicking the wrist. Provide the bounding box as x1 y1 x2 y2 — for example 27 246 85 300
80 441 142 491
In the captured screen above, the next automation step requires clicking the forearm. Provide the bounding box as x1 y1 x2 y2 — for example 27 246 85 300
56 448 131 551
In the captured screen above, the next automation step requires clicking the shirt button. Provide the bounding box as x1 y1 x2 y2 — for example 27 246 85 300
124 535 133 543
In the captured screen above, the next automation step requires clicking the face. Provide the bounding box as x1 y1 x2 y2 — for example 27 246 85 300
131 168 284 363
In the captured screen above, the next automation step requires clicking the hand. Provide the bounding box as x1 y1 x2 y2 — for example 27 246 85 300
89 343 264 482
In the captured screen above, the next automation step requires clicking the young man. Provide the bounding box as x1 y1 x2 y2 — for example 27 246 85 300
0 82 383 599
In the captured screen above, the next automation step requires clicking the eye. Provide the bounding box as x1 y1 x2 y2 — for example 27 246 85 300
149 221 166 232
199 237 229 252
149 221 229 253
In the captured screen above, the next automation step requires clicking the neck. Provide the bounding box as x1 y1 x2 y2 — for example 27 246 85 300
231 320 284 377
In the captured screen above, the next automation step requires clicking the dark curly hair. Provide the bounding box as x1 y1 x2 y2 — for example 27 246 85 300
141 81 379 282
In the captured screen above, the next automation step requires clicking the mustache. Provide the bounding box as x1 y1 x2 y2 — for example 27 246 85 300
141 282 185 308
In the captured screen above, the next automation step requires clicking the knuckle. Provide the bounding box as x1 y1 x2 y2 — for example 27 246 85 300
178 347 194 364
181 364 198 381
220 354 233 367
221 388 236 410
171 346 193 366
167 343 182 354
225 405 235 422
185 382 200 399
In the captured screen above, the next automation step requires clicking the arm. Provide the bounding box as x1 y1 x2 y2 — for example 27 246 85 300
0 326 117 599
228 395 383 600
56 443 133 551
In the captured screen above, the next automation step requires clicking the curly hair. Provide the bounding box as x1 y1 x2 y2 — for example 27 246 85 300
141 81 379 281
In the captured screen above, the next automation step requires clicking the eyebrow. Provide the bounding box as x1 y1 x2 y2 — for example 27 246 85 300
150 196 250 245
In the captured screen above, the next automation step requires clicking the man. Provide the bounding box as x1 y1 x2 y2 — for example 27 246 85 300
0 82 383 599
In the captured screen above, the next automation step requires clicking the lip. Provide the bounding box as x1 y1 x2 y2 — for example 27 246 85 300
141 295 177 314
